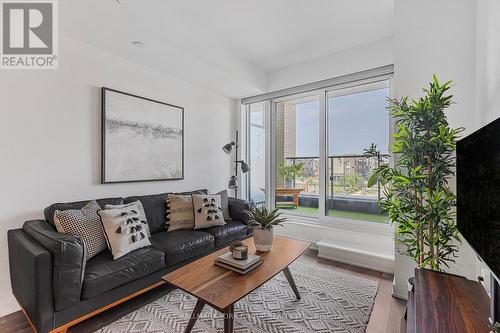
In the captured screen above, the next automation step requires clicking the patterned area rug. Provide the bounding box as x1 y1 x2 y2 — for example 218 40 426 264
95 257 378 333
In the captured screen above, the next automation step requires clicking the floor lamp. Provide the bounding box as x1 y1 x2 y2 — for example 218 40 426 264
222 130 250 198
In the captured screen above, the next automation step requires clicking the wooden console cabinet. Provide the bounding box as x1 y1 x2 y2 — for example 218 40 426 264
406 268 491 333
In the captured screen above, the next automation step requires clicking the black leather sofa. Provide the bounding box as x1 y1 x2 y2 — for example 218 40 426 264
8 189 252 333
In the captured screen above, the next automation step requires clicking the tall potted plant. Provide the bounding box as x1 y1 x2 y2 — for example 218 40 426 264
365 76 464 271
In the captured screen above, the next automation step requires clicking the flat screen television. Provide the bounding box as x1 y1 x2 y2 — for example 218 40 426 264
457 117 500 283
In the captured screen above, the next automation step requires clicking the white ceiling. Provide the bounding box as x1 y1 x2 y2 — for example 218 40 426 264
62 0 393 98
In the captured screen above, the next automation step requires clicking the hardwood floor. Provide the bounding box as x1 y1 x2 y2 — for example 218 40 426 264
0 249 406 333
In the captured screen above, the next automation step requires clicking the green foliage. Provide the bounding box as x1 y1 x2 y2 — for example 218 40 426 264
491 322 500 333
277 162 304 182
339 174 363 193
365 75 464 271
243 206 287 230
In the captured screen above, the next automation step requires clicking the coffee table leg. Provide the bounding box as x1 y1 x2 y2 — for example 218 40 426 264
283 266 301 300
223 304 234 333
184 299 205 333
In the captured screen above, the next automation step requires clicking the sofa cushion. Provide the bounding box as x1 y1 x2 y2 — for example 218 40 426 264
126 189 208 234
81 247 165 299
44 197 124 226
149 230 214 267
204 221 248 247
228 197 254 224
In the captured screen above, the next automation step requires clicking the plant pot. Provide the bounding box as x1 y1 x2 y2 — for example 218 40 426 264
253 227 274 252
284 180 294 188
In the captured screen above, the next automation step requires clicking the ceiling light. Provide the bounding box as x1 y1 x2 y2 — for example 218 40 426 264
132 41 143 47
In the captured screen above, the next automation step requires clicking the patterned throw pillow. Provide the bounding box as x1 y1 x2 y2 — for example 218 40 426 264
98 205 151 260
167 194 195 232
105 200 150 236
54 200 107 260
192 194 226 229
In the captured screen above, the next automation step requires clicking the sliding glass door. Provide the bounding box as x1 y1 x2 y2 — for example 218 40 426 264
273 94 320 216
248 102 267 206
326 80 390 223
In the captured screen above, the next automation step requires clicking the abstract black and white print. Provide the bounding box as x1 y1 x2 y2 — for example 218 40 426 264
102 88 183 183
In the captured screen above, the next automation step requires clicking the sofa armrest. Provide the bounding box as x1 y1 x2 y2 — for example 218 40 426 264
8 229 55 333
228 197 254 224
22 220 86 312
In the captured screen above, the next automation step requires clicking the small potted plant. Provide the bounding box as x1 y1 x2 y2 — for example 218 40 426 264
244 206 286 252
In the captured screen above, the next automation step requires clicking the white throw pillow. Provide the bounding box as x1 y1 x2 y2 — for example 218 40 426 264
98 205 151 260
105 200 150 236
54 200 107 260
192 194 226 229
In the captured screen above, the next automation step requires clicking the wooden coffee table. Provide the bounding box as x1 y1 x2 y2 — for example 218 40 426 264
162 236 310 333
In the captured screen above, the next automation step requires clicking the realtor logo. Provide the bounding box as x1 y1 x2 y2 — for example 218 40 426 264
1 0 58 69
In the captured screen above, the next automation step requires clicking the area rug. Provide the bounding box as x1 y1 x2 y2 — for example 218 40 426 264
95 257 378 333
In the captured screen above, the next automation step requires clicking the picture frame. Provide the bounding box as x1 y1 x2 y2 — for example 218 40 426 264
101 87 184 183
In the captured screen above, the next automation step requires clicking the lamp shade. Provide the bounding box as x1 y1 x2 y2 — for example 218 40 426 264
240 160 251 173
222 142 235 154
228 175 238 189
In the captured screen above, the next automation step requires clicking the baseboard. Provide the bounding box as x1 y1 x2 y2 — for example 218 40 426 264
317 240 394 274
392 278 409 300
0 298 21 318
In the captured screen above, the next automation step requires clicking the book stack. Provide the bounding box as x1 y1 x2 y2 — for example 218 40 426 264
214 252 263 274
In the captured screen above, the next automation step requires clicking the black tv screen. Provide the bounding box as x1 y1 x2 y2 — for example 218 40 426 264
457 117 500 279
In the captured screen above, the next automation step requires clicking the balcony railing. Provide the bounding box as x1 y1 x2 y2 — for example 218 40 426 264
283 154 390 201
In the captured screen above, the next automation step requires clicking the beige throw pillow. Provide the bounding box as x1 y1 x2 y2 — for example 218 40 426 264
167 194 195 232
192 194 226 229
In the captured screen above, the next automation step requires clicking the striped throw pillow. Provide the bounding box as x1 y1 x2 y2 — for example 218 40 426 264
167 194 195 232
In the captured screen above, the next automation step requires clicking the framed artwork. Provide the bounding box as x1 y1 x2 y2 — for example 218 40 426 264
101 87 184 183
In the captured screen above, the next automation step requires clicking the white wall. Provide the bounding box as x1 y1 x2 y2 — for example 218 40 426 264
392 0 479 298
266 37 394 92
0 36 236 316
476 0 500 126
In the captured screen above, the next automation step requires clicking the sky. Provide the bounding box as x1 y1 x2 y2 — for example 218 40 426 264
295 88 390 156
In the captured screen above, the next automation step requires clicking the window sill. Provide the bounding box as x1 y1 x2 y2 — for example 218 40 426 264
276 212 395 273
281 211 393 237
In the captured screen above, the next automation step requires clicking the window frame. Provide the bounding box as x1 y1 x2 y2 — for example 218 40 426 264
322 75 394 227
246 101 268 206
243 69 394 233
